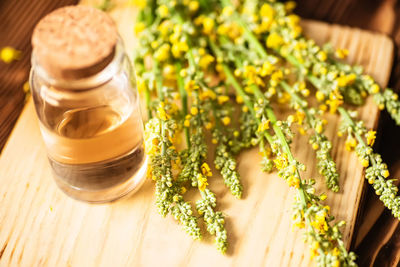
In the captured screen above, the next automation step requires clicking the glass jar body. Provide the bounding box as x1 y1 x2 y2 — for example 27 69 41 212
30 43 147 203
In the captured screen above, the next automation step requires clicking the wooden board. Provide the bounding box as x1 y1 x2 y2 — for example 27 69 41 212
0 2 394 266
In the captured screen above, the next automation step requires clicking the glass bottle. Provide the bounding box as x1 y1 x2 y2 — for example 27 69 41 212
29 6 147 203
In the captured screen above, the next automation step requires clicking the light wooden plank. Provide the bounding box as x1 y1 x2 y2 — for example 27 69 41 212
0 3 393 267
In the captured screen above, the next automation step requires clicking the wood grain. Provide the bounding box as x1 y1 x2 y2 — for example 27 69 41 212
0 0 78 152
0 4 394 267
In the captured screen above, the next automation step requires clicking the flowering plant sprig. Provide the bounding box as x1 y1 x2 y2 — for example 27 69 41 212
220 0 400 221
210 38 356 264
338 108 400 218
177 67 229 252
129 0 400 265
280 81 340 192
246 0 400 121
142 64 202 239
211 90 244 198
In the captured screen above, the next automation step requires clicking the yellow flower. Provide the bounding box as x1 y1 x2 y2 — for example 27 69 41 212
180 68 187 77
171 41 189 58
287 175 300 188
290 25 302 38
145 136 159 156
184 119 190 127
158 20 172 36
260 61 274 76
317 51 327 62
217 23 229 35
255 18 273 34
301 89 310 97
0 46 21 63
382 170 390 178
243 65 264 86
181 187 187 194
371 83 380 94
137 77 147 93
194 15 204 26
319 104 328 112
287 115 295 123
191 106 199 115
293 221 305 229
197 173 208 191
202 17 215 34
274 153 288 170
260 3 275 19
266 32 283 49
277 92 291 104
227 22 243 41
268 87 276 95
257 119 270 132
311 211 329 234
222 116 231 125
315 91 325 102
185 80 199 92
218 95 230 105
129 0 146 8
200 89 216 100
154 44 170 62
295 110 305 125
134 22 146 34
188 1 199 12
336 73 357 87
332 260 340 267
236 95 244 104
271 70 283 81
315 123 323 134
163 64 176 80
242 106 249 113
287 14 300 27
285 1 297 12
361 158 369 167
366 130 376 146
312 143 319 150
199 54 215 69
158 5 169 18
310 241 320 260
222 6 234 17
335 48 349 59
157 105 170 121
326 89 343 113
345 136 357 151
201 162 212 177
197 47 206 56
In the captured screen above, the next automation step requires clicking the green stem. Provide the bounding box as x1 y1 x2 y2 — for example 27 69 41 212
153 60 164 101
338 107 377 166
175 61 191 148
144 84 153 119
280 81 314 126
220 0 267 58
152 59 166 156
211 38 308 205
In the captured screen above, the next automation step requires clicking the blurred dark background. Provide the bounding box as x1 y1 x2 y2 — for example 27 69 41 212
0 0 400 265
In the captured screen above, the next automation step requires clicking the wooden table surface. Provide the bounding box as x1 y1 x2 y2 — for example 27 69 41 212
1 0 400 266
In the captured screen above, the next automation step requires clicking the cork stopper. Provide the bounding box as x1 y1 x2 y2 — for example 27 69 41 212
32 5 118 80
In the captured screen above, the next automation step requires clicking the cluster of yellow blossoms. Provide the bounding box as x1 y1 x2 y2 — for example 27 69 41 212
129 0 400 264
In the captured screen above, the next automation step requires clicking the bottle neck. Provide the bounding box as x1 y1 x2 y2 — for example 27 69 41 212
31 38 125 90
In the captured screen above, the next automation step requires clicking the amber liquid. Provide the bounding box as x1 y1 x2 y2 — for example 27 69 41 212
40 105 147 202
